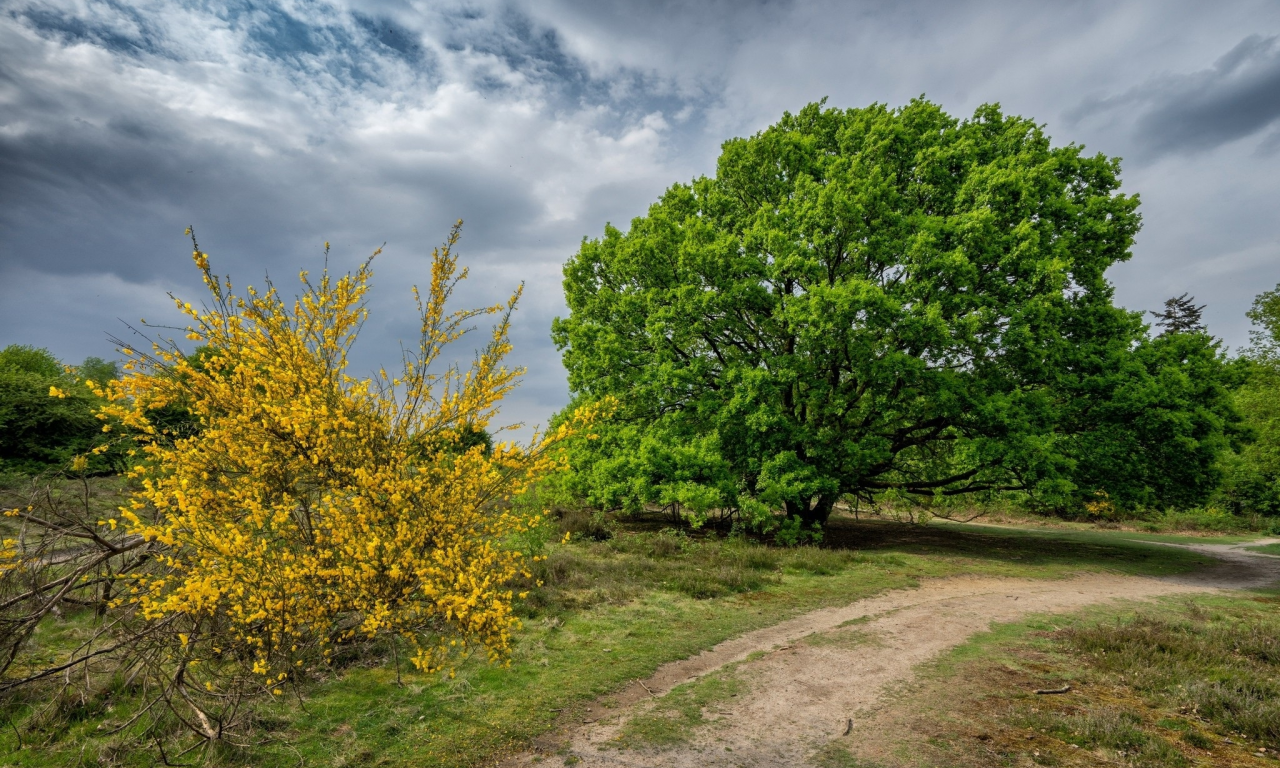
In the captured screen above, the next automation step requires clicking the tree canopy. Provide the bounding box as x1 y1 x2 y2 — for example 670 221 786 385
0 345 119 474
1220 282 1280 515
1246 283 1280 361
553 99 1239 527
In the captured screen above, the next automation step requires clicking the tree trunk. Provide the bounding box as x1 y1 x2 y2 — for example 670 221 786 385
785 494 836 529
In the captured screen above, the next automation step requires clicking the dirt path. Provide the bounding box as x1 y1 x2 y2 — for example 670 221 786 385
1141 536 1280 588
509 540 1280 768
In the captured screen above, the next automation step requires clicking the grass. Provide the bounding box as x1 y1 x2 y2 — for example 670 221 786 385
831 593 1280 767
1061 599 1280 745
1245 542 1280 556
812 740 888 768
0 473 131 540
614 666 745 747
930 515 1262 546
0 513 1226 767
803 625 878 651
909 502 1280 538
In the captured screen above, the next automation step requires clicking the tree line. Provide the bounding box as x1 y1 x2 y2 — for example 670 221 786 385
0 345 122 475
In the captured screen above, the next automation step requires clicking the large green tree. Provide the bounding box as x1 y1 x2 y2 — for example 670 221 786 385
553 99 1238 527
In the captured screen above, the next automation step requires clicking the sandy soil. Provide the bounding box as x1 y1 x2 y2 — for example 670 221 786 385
507 539 1280 768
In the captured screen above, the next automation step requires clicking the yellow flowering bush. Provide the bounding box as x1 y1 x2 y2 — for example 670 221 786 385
92 223 594 712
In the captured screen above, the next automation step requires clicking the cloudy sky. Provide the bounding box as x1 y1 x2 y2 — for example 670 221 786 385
3 0 1279 437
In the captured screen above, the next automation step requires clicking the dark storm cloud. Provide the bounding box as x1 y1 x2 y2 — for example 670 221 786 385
0 0 699 433
0 0 656 281
444 7 583 86
435 4 700 133
1071 34 1280 158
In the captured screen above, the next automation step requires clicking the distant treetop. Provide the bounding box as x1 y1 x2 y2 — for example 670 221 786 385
1247 283 1280 360
0 344 64 378
1149 293 1207 336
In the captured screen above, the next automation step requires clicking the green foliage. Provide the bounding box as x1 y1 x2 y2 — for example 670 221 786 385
1148 293 1205 336
1218 282 1280 514
0 345 63 378
771 513 823 546
0 345 120 474
554 98 1237 526
1220 368 1280 514
1063 330 1242 511
77 356 118 386
1246 281 1280 361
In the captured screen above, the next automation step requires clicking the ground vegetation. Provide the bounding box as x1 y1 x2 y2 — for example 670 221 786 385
0 508 1210 767
828 594 1280 768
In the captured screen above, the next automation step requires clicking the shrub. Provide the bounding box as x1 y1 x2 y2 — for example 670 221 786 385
1 224 598 748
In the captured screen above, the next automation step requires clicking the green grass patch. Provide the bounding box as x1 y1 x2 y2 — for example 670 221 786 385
803 626 877 651
811 740 887 767
1060 597 1280 744
1245 542 1280 556
614 667 744 747
1021 705 1189 767
930 516 1262 546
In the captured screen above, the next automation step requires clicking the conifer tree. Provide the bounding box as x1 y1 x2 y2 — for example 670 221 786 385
1149 293 1207 335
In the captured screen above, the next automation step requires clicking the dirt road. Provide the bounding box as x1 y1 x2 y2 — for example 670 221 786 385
509 538 1280 767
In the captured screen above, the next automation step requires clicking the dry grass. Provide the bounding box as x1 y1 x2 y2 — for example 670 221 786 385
823 597 1280 768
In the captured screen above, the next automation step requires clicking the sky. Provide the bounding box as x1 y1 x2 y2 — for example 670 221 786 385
2 0 1279 439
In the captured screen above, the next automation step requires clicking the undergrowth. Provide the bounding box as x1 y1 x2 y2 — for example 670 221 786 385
1061 599 1280 745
